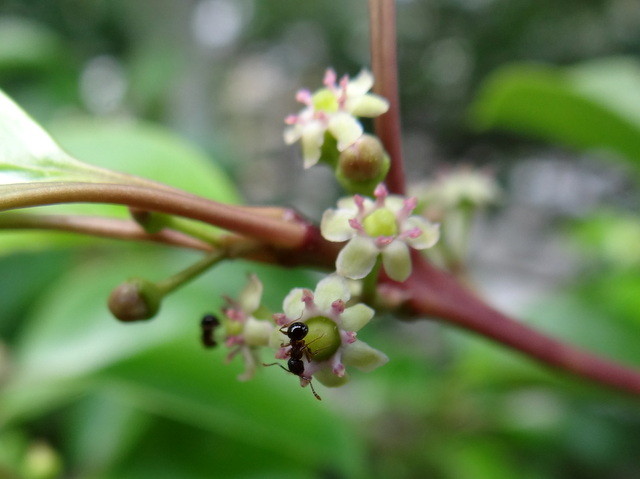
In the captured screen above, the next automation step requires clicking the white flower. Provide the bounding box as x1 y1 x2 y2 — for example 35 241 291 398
221 274 274 381
321 184 440 282
414 166 501 211
272 275 388 388
284 69 389 169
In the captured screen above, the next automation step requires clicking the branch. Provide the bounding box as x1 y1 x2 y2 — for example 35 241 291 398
403 253 640 396
0 182 307 249
369 0 406 195
0 212 214 251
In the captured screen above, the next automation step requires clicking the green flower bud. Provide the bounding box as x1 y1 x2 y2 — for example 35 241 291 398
305 316 340 361
336 134 390 195
108 277 162 322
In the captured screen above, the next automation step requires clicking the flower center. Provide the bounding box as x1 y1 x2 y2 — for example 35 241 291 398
363 208 398 237
304 316 340 361
224 317 244 337
312 88 339 113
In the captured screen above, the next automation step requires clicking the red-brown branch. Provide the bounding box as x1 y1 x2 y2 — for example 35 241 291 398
369 0 406 195
403 253 640 395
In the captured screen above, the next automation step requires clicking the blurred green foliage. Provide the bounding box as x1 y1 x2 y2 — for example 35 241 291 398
1 1 640 478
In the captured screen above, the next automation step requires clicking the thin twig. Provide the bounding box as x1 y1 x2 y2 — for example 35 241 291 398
0 212 213 251
0 182 307 249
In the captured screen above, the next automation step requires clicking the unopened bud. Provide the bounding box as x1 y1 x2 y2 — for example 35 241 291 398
108 277 162 322
336 134 389 194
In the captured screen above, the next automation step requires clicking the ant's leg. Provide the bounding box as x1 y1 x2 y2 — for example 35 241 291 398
307 378 322 401
262 362 290 373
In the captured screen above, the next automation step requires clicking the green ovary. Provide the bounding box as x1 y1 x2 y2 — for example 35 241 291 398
312 88 339 112
305 316 341 361
363 208 398 237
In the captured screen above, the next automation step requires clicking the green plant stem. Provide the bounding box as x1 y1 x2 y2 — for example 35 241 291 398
156 250 225 295
0 182 307 249
369 0 406 195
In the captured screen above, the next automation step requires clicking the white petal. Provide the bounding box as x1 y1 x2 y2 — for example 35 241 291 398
314 368 350 387
348 94 389 117
314 274 350 311
282 288 305 320
341 303 374 332
321 208 356 242
283 125 301 145
327 112 363 151
336 236 379 280
382 196 404 214
300 121 325 168
347 69 374 96
342 340 389 372
238 273 263 314
336 196 359 210
243 317 273 347
382 240 411 282
403 217 440 250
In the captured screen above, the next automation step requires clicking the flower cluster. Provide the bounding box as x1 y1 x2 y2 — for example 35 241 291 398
218 274 273 381
284 69 389 168
212 69 439 400
321 184 440 282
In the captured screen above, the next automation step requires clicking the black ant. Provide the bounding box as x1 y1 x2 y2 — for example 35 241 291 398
264 321 322 401
200 314 220 348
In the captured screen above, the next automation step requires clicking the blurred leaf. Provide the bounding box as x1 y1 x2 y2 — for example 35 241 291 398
0 247 364 477
0 89 109 185
48 117 239 203
0 17 66 74
570 211 640 268
0 100 238 253
470 57 640 168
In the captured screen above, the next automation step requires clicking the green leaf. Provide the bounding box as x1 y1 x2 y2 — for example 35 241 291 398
0 17 66 74
470 57 640 168
0 90 238 254
0 89 108 185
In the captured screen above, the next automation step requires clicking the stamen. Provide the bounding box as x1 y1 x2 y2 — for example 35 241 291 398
375 236 394 247
301 289 315 307
273 313 289 326
331 299 345 315
295 89 312 104
323 68 337 88
348 218 364 232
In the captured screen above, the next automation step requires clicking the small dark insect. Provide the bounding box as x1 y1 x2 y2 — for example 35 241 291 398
264 321 322 400
200 314 220 348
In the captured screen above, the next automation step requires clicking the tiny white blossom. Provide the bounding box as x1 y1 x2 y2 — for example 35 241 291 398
321 184 440 282
284 69 389 169
272 275 388 389
221 274 274 381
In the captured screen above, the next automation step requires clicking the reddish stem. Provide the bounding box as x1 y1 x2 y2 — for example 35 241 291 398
404 253 640 395
0 182 307 249
369 0 406 195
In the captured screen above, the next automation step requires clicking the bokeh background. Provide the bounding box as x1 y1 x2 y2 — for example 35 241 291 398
1 0 640 478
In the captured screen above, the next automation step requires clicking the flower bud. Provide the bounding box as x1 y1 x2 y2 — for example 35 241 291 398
108 277 162 321
336 134 389 194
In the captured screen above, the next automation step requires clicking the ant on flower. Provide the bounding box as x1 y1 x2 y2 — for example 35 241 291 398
264 321 322 401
